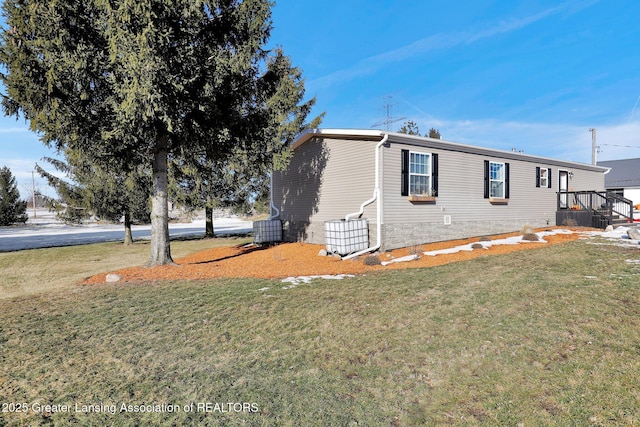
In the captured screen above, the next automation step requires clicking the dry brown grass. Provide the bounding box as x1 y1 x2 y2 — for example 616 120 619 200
2 234 639 426
0 237 250 299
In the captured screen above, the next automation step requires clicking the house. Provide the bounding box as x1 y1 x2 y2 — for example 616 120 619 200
597 157 640 207
270 129 609 254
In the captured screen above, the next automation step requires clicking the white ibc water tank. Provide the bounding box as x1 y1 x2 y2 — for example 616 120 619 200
253 219 282 244
325 219 369 255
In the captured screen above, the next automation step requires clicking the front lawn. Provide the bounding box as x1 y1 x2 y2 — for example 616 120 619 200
1 238 639 425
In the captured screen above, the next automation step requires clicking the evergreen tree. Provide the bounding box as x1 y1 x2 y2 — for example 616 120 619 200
397 121 442 139
172 44 323 237
0 0 314 265
397 120 421 136
428 127 442 139
36 151 151 244
0 166 28 226
35 157 90 224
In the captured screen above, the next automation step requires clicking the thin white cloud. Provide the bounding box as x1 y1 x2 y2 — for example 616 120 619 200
591 122 640 161
411 0 599 53
423 117 640 164
630 95 640 120
0 126 30 134
310 1 591 89
1 159 61 199
1 159 37 177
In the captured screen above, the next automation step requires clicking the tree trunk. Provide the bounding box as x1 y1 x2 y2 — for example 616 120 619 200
123 210 133 245
205 206 215 238
146 138 174 266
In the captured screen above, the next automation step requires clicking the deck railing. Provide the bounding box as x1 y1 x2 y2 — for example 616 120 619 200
557 190 634 226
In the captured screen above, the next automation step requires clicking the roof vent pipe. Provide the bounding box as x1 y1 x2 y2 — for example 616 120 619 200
342 133 388 260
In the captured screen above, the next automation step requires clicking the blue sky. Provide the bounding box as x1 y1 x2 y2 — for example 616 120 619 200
2 0 640 197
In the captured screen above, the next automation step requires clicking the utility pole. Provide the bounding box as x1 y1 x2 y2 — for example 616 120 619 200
589 128 597 165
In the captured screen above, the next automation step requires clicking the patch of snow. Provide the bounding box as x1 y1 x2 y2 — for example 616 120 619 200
583 226 640 249
381 253 420 266
377 229 578 265
280 274 355 287
626 259 640 265
257 287 270 292
583 226 631 239
422 231 560 258
424 244 477 256
0 217 253 251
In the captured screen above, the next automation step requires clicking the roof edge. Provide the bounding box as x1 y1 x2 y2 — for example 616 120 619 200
292 128 384 150
292 128 609 172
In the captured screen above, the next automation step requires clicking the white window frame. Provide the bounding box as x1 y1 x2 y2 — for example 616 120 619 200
409 151 431 196
489 161 505 199
539 168 548 188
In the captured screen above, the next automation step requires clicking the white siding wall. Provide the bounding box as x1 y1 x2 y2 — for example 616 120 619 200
273 137 379 243
382 143 576 225
379 142 606 249
275 134 606 248
311 138 378 222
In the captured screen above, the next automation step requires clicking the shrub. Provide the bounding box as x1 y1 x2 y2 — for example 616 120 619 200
522 233 540 241
407 241 423 255
471 243 484 249
363 255 382 266
521 224 534 235
562 218 578 227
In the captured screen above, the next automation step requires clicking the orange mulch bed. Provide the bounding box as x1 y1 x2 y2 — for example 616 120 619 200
82 229 587 284
82 227 592 285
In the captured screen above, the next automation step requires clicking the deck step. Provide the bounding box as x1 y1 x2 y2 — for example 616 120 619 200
612 218 631 225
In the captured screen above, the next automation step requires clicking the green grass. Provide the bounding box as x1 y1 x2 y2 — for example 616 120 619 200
1 238 640 426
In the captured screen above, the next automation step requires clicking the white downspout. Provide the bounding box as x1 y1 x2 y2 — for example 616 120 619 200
269 172 280 220
342 133 388 260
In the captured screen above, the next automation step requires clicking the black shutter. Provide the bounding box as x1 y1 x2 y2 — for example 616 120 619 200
505 162 510 199
483 160 490 199
431 153 439 196
401 150 409 196
536 166 541 188
547 168 552 188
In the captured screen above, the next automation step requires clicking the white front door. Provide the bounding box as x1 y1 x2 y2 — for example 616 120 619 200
559 170 569 209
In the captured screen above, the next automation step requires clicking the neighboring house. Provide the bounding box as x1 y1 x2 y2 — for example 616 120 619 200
271 129 608 252
597 157 640 207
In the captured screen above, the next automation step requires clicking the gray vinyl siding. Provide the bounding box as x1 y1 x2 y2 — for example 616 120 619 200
382 141 605 225
384 144 551 224
560 167 605 193
275 131 607 249
273 137 378 243
379 140 605 249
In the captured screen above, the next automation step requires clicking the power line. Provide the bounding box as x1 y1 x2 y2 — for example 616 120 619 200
371 96 406 131
600 143 640 148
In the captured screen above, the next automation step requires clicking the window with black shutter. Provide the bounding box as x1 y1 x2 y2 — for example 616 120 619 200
536 167 552 188
402 149 438 201
485 160 509 201
432 153 438 196
401 150 409 196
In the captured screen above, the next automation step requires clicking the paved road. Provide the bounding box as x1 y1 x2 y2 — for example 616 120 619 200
0 220 253 252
